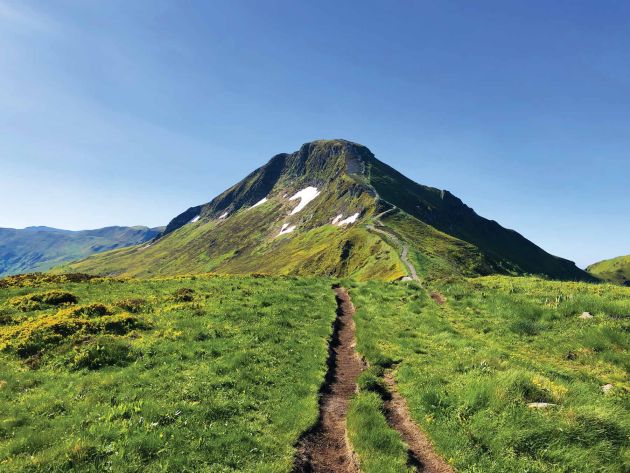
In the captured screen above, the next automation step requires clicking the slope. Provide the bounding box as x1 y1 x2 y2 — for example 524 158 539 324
364 151 591 280
587 254 630 285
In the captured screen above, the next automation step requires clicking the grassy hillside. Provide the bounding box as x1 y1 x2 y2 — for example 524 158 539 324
58 200 404 281
365 153 592 281
587 254 630 285
0 226 162 277
350 276 629 472
0 273 336 472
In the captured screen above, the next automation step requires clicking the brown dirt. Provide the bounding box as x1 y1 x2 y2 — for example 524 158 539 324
430 292 446 305
383 372 454 473
292 286 364 473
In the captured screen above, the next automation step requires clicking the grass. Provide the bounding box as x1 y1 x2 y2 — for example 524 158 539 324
587 254 630 285
347 367 412 473
58 182 403 281
0 273 337 472
2 271 628 472
350 276 630 472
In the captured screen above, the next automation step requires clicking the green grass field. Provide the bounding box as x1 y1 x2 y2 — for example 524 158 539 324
350 276 630 472
1 273 628 472
587 255 630 286
0 274 336 472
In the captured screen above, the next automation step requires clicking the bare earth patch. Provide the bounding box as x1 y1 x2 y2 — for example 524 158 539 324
293 287 364 472
383 372 454 473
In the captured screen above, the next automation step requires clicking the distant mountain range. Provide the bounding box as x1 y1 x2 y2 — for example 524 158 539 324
587 254 630 286
0 225 163 276
58 139 592 281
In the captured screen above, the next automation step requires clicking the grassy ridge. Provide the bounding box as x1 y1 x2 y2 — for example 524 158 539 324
350 277 630 472
0 274 336 472
587 254 630 285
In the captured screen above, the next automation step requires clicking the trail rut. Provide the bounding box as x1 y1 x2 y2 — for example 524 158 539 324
383 373 454 473
292 286 364 473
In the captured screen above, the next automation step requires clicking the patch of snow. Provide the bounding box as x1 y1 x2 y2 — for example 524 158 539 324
289 187 320 215
278 223 296 236
219 212 229 219
252 197 268 208
331 214 343 225
189 215 200 223
336 212 360 226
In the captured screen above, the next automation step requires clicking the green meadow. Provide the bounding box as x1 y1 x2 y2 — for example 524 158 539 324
0 274 336 472
350 276 630 472
1 273 628 472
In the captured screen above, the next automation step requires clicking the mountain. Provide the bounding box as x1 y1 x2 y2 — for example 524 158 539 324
587 254 630 285
59 139 592 281
0 225 163 276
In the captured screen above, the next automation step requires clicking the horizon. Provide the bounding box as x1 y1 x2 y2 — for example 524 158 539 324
1 1 629 268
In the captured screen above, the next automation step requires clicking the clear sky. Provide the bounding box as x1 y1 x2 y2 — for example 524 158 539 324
1 0 628 268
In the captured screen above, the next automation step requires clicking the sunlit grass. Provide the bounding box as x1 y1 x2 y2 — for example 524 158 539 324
351 276 630 472
0 273 336 472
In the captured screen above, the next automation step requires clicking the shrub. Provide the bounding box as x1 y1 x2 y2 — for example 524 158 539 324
12 315 92 358
114 298 146 313
9 297 43 312
37 291 78 305
98 313 146 335
70 336 137 370
173 288 195 302
3 306 144 358
70 304 111 318
9 291 77 310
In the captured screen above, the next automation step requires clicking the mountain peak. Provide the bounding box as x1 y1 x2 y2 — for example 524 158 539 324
62 140 592 282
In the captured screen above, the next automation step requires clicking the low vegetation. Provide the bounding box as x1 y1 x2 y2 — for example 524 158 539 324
587 254 630 285
350 276 630 472
2 271 628 472
0 273 337 472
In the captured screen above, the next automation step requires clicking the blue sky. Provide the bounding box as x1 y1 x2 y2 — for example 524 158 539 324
1 0 628 268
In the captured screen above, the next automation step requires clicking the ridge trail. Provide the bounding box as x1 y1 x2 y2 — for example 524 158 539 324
367 206 419 281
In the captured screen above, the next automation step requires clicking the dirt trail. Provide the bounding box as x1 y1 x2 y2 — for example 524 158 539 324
383 373 454 473
366 224 419 281
293 286 364 473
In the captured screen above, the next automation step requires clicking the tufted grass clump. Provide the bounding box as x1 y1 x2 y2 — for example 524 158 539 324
69 335 137 370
